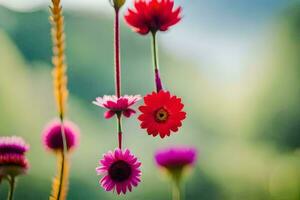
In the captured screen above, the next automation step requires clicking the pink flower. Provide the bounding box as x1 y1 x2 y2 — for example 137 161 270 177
0 136 30 177
0 154 29 177
96 148 142 195
0 136 29 155
154 146 197 182
155 147 197 170
93 95 141 119
42 119 80 152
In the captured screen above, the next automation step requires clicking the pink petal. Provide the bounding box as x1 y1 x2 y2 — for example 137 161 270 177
116 184 122 195
104 110 116 119
123 109 136 118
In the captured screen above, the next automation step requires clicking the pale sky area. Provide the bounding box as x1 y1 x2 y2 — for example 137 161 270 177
0 0 117 13
0 0 294 84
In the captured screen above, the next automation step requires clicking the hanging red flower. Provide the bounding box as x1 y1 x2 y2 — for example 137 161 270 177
138 90 186 138
124 0 182 35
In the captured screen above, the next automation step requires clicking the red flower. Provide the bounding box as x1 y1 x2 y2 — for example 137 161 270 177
138 90 186 138
124 0 182 35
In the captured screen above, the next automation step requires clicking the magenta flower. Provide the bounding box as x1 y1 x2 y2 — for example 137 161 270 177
0 136 29 155
0 136 30 177
96 148 141 195
93 95 141 119
155 147 197 170
42 119 80 152
0 154 29 177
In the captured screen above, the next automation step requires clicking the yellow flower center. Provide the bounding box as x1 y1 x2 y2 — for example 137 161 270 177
155 108 169 123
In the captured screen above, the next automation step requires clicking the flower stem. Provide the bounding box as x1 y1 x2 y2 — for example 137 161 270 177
114 8 121 98
117 115 122 149
151 31 163 92
57 117 68 200
172 181 181 200
114 8 123 149
7 176 15 200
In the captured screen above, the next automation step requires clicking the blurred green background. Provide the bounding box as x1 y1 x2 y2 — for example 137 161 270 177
0 0 300 199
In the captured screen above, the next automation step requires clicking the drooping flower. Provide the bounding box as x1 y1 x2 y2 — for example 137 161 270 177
96 148 141 195
93 95 141 119
0 154 29 177
124 0 182 35
138 90 186 138
0 136 29 155
42 119 80 152
155 147 197 170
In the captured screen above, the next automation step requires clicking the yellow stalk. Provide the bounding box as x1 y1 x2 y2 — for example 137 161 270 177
50 151 69 200
50 0 68 119
49 1 69 199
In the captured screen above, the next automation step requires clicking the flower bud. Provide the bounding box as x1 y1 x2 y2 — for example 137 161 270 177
110 0 126 10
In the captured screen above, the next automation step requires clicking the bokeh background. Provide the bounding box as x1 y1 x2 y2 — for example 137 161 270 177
0 0 300 199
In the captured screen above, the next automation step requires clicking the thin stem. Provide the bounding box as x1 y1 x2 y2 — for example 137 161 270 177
172 181 181 200
57 117 67 200
151 31 163 92
114 8 123 149
7 176 15 200
114 8 121 98
117 115 122 149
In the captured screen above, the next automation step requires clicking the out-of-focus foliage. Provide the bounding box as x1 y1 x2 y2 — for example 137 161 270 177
0 3 300 200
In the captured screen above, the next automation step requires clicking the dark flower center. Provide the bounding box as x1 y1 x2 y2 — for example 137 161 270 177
155 107 169 123
108 160 132 182
149 16 161 32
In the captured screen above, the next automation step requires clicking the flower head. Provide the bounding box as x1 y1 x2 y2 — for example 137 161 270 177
0 154 29 177
125 0 182 35
155 147 197 170
42 119 80 152
0 136 29 155
155 147 197 182
0 136 30 177
138 90 186 138
96 148 141 195
93 95 141 119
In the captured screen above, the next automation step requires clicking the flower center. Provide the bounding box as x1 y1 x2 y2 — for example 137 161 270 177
155 108 169 123
108 160 132 182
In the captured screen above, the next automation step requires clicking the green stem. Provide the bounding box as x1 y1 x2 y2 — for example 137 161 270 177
117 114 122 149
172 181 181 200
7 176 15 200
152 31 159 71
151 31 163 92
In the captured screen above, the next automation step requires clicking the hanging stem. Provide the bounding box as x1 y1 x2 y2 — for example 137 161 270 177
151 31 163 92
114 8 121 98
56 117 68 200
117 115 122 149
114 8 123 149
7 176 15 200
172 181 181 200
